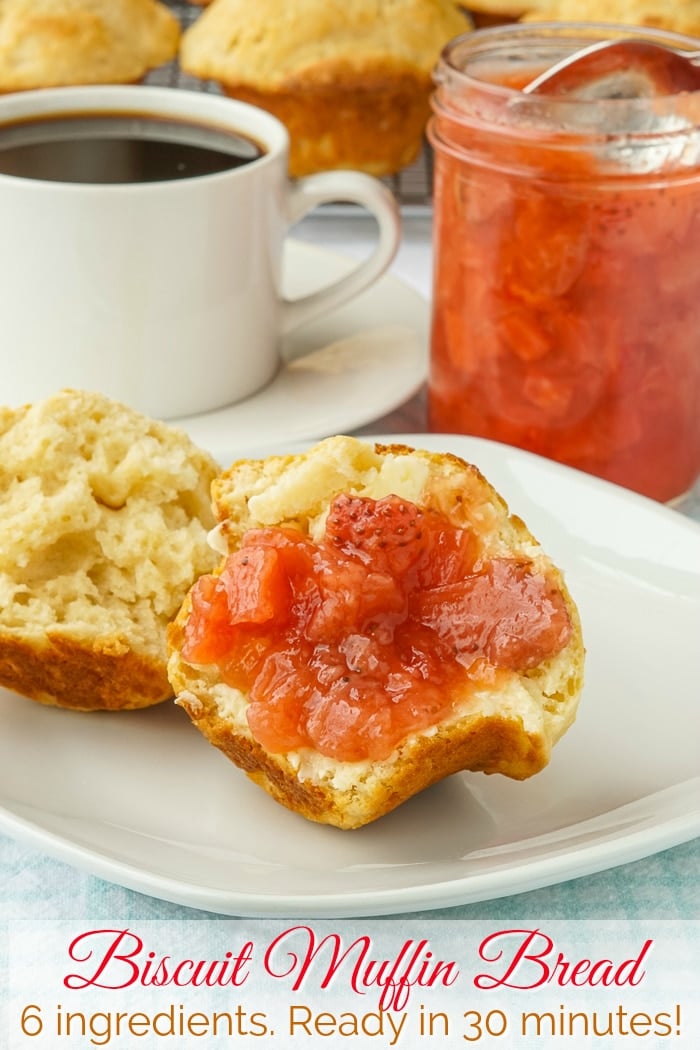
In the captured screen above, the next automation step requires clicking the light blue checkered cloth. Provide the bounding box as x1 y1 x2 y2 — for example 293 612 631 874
1 833 697 921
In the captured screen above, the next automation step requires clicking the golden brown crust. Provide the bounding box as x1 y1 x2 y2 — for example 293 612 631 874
179 0 470 174
168 436 585 829
171 659 551 829
0 632 168 711
219 74 431 177
460 0 535 14
0 0 180 92
180 0 470 85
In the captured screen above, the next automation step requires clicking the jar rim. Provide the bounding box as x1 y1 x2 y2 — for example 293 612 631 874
438 21 700 103
433 21 700 150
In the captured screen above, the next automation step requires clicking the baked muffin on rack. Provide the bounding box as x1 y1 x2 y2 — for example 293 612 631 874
0 0 180 91
179 0 471 176
519 0 700 35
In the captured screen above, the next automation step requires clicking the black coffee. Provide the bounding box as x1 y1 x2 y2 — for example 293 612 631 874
0 111 265 183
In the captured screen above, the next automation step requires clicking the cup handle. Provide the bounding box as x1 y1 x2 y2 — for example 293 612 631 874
281 171 401 342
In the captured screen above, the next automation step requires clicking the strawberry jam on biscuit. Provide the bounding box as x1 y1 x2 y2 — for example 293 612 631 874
183 493 572 763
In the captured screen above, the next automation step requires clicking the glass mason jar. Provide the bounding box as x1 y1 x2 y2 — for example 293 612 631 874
427 23 700 502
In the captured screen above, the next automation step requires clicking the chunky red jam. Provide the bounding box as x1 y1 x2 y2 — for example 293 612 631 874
183 494 572 762
429 66 700 502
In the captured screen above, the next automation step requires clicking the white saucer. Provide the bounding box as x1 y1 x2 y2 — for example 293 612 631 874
176 240 428 452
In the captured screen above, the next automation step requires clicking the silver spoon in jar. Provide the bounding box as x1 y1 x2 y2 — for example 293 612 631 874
522 39 700 98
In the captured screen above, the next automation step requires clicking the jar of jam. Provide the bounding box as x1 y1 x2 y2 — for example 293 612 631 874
427 23 700 502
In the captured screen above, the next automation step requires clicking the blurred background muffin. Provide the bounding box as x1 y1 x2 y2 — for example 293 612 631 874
455 1 700 33
518 0 700 35
0 0 180 91
179 0 471 176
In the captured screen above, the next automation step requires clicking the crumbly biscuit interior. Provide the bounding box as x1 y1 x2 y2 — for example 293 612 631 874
0 391 218 654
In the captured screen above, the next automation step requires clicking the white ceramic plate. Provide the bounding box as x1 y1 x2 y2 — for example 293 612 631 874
174 240 428 452
1 434 698 917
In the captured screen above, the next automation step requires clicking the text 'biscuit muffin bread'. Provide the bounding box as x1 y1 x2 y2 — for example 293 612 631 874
0 0 180 92
0 389 219 712
168 436 584 829
179 0 471 176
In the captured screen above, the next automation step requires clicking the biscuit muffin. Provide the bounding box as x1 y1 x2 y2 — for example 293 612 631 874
519 0 700 35
0 0 180 91
168 436 584 829
179 0 471 176
0 389 219 712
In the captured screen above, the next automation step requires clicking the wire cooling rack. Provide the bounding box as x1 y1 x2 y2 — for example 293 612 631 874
151 1 434 213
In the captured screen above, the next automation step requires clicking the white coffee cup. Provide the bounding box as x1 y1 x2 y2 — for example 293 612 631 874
0 85 401 419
